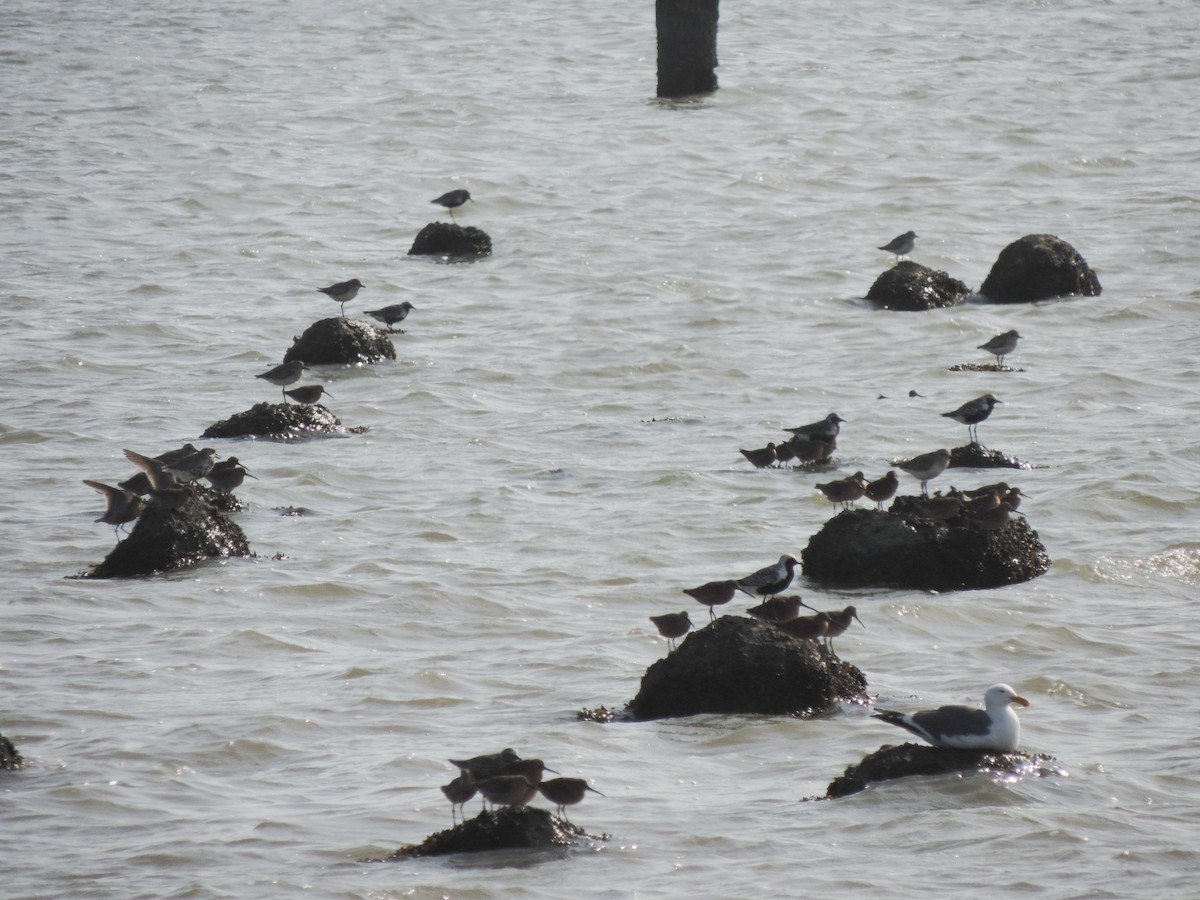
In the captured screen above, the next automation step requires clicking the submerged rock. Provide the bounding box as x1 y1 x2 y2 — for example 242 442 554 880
0 731 21 770
866 261 970 311
202 401 360 440
801 501 1049 591
979 233 1101 303
626 616 867 721
408 223 493 258
378 807 580 860
283 317 396 367
78 488 251 579
824 742 1063 798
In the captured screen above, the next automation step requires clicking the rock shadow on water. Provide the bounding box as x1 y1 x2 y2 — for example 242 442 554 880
371 807 600 861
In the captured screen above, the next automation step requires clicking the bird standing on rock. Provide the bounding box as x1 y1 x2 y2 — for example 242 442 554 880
942 394 1002 444
283 385 331 406
683 580 739 621
897 448 952 497
83 480 144 541
538 777 604 824
650 611 693 652
978 329 1022 367
432 189 471 220
879 230 917 261
783 413 845 442
316 278 363 318
865 471 899 509
739 443 778 469
256 359 306 401
365 302 416 333
735 554 799 599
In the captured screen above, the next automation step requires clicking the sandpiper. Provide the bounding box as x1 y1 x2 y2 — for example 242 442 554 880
256 359 306 400
897 448 951 497
783 413 844 442
821 605 864 653
786 435 836 465
964 488 1003 515
942 394 1001 444
206 457 256 493
964 481 1010 499
1002 487 1026 511
746 595 810 623
865 470 899 509
431 188 471 220
448 748 521 781
978 329 1022 367
683 579 739 621
123 448 180 491
163 447 218 483
283 385 331 406
739 443 778 469
773 441 797 468
440 771 476 825
650 611 692 652
316 278 363 318
365 302 416 333
815 472 868 510
538 777 604 824
735 554 799 599
475 775 538 809
968 500 1019 531
917 494 964 523
495 757 557 786
83 480 144 541
774 612 830 641
879 230 917 261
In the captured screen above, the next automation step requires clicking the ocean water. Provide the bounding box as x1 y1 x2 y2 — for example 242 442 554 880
3 0 1200 896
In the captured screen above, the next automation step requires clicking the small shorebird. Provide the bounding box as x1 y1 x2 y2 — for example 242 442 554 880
942 394 1002 444
538 777 604 824
495 757 557 785
476 775 538 809
865 470 899 509
783 413 844 442
739 443 778 469
206 457 256 493
786 435 836 465
968 500 1020 532
735 554 799 599
283 385 331 406
365 302 416 333
878 230 917 261
746 595 810 623
440 771 476 825
897 448 951 497
1002 487 1026 511
773 441 797 467
163 447 218 483
83 480 144 540
431 188 472 220
917 494 964 523
872 683 1030 752
821 605 864 653
683 579 739 621
316 278 363 318
774 612 830 642
448 748 521 781
650 611 692 652
964 481 1010 500
123 448 179 491
978 329 1022 367
256 359 306 400
815 472 868 510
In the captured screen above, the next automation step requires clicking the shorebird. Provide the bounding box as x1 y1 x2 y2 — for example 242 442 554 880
256 359 306 400
163 447 218 483
365 302 416 333
283 385 331 406
683 579 739 621
963 488 1003 515
964 481 1010 500
815 472 868 510
537 777 604 824
1002 487 1026 511
773 441 797 468
774 612 830 642
746 595 810 623
917 494 964 523
440 771 476 825
897 448 951 497
735 554 799 599
865 471 899 509
739 443 778 469
316 278 363 318
431 189 471 220
968 500 1020 532
783 413 845 442
786 435 836 465
878 230 917 261
821 605 864 653
206 457 256 493
82 480 144 540
978 329 1022 367
942 394 1002 444
123 448 179 491
650 611 692 652
872 683 1030 752
448 748 521 781
495 757 557 785
475 775 538 809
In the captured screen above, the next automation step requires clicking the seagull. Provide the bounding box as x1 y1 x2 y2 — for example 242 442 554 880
649 611 693 652
316 278 363 318
783 413 845 442
256 359 306 400
82 480 145 541
897 448 952 497
879 230 917 261
431 189 472 221
978 329 1022 367
683 579 739 621
872 683 1031 752
365 302 416 333
735 554 799 599
942 394 1002 443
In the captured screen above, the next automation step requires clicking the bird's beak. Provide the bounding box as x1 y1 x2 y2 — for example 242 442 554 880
587 786 606 796
1013 695 1030 707
854 614 865 629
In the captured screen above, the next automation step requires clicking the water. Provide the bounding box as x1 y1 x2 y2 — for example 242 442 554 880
3 0 1200 896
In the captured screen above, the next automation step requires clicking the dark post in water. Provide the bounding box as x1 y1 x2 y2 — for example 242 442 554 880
656 0 719 98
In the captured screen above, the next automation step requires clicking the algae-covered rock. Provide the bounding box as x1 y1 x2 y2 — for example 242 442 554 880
866 261 971 311
283 317 395 367
202 402 357 441
0 731 21 770
979 234 1101 303
379 807 579 860
408 223 492 258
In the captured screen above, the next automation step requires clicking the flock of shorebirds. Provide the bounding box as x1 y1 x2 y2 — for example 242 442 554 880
439 747 603 827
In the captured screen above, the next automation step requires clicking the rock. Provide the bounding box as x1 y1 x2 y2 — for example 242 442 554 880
801 502 1049 591
948 443 1034 470
283 317 395 367
0 731 21 770
979 233 1101 303
202 401 361 440
824 742 1063 799
626 616 867 721
866 261 971 311
408 223 492 258
77 488 251 579
378 807 579 860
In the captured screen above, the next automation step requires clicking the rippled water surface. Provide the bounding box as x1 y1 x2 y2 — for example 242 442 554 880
3 0 1200 896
